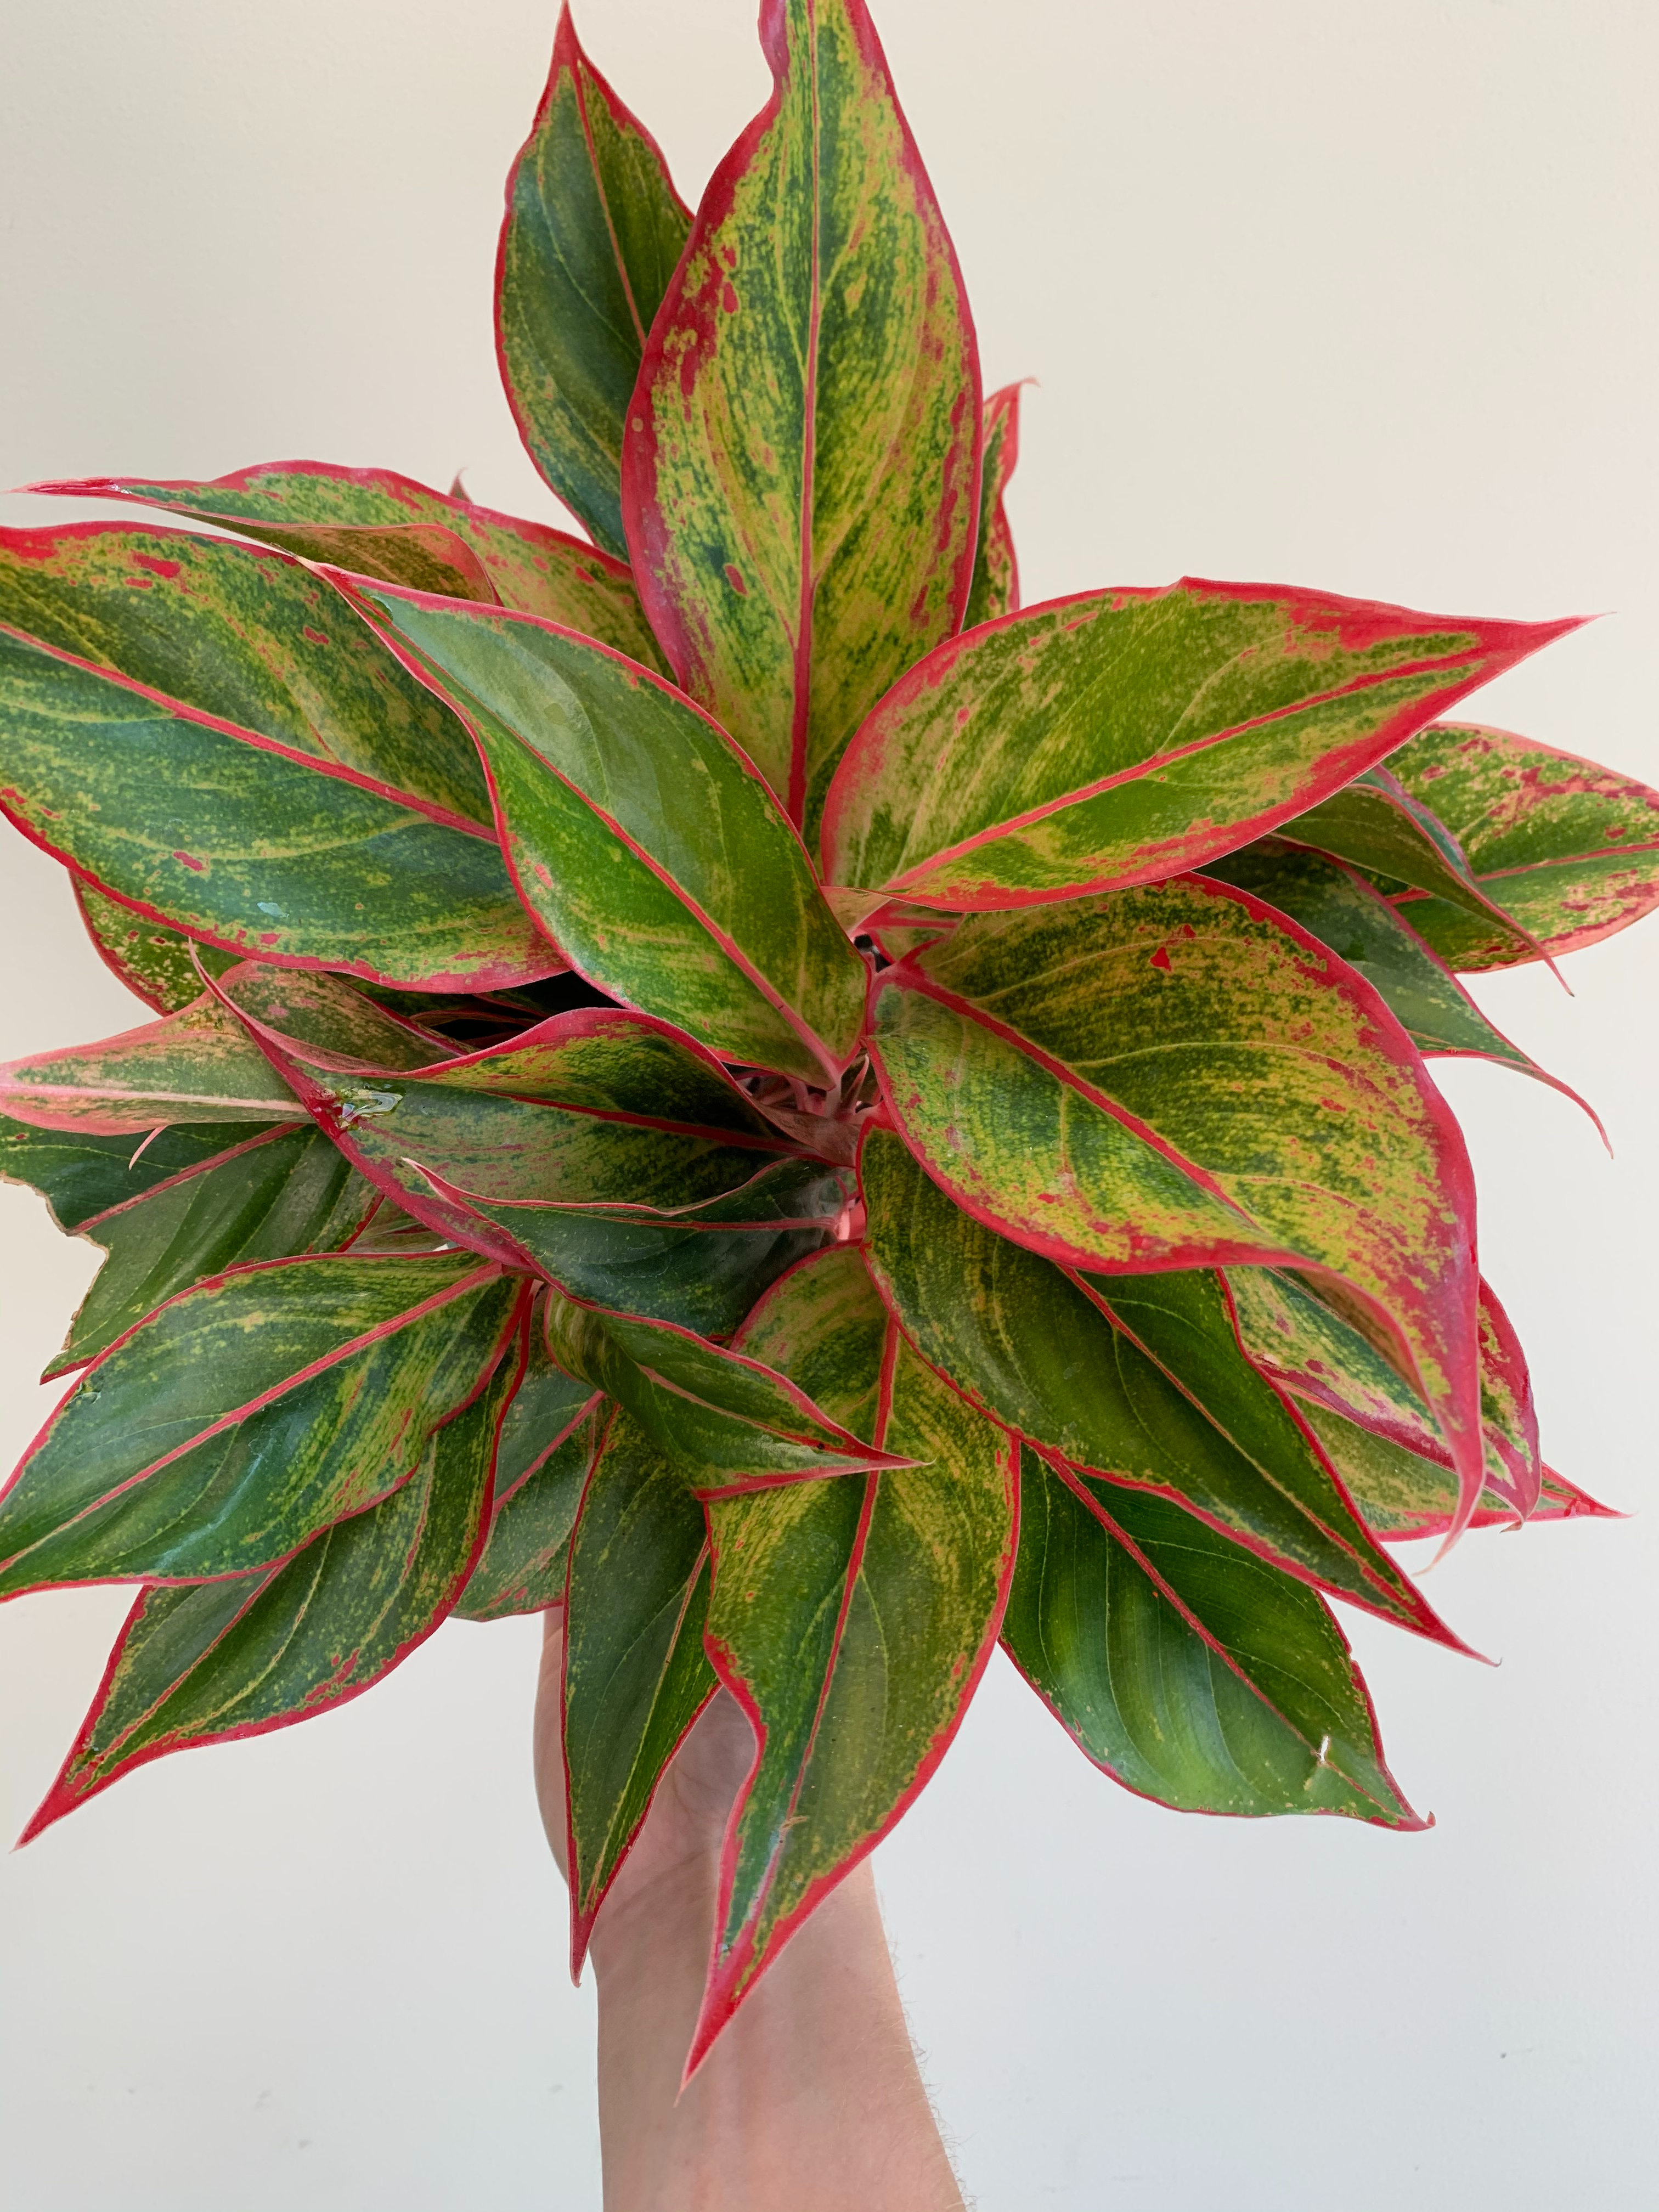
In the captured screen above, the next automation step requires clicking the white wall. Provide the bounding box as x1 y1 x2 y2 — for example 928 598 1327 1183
2 3 1654 2205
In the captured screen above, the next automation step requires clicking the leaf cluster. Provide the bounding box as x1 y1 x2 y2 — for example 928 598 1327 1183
1 0 1646 2076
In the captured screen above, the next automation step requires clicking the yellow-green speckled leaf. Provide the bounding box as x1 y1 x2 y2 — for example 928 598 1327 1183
30 464 670 668
622 0 979 833
496 8 692 560
871 877 1484 1519
689 1246 1015 2069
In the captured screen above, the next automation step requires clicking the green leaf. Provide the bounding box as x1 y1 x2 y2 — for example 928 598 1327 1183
1385 721 1659 968
0 992 309 1135
23 1345 522 1839
1228 1266 1543 1518
74 879 201 1013
1299 1401 1614 1541
435 1154 852 1336
0 1252 521 1595
562 1408 716 1957
821 580 1575 907
1273 765 1541 960
861 1126 1460 1645
962 381 1023 631
0 1112 290 1232
0 624 556 992
691 1246 1015 2067
1002 1447 1420 1825
46 1122 377 1379
27 464 670 665
1201 839 1590 1107
454 1320 600 1622
225 974 795 1218
340 581 867 1080
541 1283 915 1492
455 1412 595 1623
622 0 980 832
218 969 833 1320
497 7 691 560
871 876 1483 1508
0 522 492 825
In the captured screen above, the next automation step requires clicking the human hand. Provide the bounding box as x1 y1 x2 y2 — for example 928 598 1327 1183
531 1606 966 2212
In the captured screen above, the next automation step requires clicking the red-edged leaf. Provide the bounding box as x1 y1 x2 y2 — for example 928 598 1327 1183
620 0 981 832
690 1245 1017 2073
37 1121 377 1379
1201 838 1604 1133
1003 1445 1422 1825
820 580 1576 911
0 1252 521 1597
540 1283 915 1493
74 880 201 1013
210 964 828 1325
1300 1400 1618 1543
868 875 1485 1524
455 1306 601 1621
335 576 868 1082
0 622 556 993
1276 764 1547 965
962 380 1024 631
496 5 692 560
21 1327 525 1840
26 464 669 663
1231 1265 1544 1518
561 1406 717 1963
860 1126 1467 1651
1385 721 1659 967
0 521 493 825
0 991 308 1135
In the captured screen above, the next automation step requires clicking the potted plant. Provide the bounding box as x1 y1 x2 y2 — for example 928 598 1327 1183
2 0 1652 2194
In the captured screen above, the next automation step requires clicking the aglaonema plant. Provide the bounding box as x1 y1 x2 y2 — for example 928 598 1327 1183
2 0 1652 2082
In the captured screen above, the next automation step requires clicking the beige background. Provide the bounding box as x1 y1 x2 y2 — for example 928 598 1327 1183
2 2 1655 2205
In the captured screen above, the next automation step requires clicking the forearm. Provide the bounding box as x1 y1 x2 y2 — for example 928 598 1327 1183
537 1614 962 2211
591 1855 964 2212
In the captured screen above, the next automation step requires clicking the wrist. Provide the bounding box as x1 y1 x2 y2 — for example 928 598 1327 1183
591 1859 964 2212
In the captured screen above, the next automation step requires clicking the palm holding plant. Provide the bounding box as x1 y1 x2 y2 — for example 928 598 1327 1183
1 0 1654 2098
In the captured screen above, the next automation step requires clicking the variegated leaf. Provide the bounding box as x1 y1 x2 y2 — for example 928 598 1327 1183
218 969 834 1324
1274 764 1541 960
21 1341 522 1839
496 7 691 558
0 1252 520 1595
690 1246 1015 2069
1228 1265 1543 1518
75 879 201 1013
0 522 492 824
962 380 1023 631
1202 839 1593 1114
821 581 1574 911
540 1283 913 1492
1003 1447 1420 1824
0 624 555 992
562 1407 716 1961
622 0 980 832
338 580 867 1081
1386 721 1659 967
27 464 668 663
1299 1403 1615 1542
861 1127 1461 1647
421 1154 851 1337
1 1113 287 1232
870 876 1483 1512
456 1311 601 1620
0 992 308 1135
40 1122 377 1378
